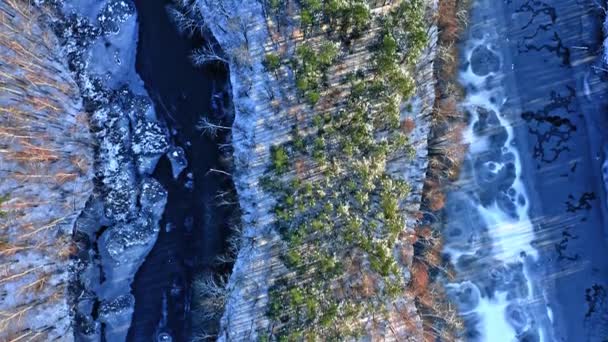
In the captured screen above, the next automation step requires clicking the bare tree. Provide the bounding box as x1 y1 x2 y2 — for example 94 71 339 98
193 275 229 320
204 0 232 20
190 41 228 66
167 6 199 37
263 83 275 101
196 117 231 137
218 142 234 154
215 189 237 206
174 0 197 9
215 252 235 265
167 0 207 37
226 230 243 253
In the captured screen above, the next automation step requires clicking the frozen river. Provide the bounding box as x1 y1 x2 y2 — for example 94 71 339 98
128 0 235 340
444 0 608 340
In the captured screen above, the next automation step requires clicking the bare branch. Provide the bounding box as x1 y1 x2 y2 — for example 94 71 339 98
206 168 232 177
167 6 199 37
193 275 229 320
192 330 218 341
196 117 231 137
190 41 227 66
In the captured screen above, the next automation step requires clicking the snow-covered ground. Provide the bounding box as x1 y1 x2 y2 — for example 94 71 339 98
0 3 93 340
194 1 287 338
196 0 437 339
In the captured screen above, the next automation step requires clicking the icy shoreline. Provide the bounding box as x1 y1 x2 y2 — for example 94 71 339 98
41 1 171 340
196 1 285 338
444 33 549 340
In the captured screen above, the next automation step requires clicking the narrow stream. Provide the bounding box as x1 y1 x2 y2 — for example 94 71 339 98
445 0 608 341
128 0 235 340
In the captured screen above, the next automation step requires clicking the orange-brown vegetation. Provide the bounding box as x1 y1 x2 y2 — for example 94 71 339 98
437 0 461 43
57 240 78 261
423 245 443 269
435 96 459 122
344 254 380 300
413 2 472 338
425 0 470 209
416 225 433 239
0 0 93 339
438 43 460 82
429 188 446 211
424 179 446 211
393 300 422 336
401 117 416 134
401 229 418 244
410 260 429 296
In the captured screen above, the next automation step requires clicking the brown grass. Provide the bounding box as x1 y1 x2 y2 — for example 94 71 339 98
415 0 472 339
410 260 429 296
424 179 446 212
437 0 460 42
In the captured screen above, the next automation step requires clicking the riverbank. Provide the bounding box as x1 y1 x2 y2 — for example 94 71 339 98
416 0 471 339
0 2 93 339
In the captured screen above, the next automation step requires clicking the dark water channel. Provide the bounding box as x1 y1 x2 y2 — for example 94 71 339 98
128 0 235 340
444 0 608 341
